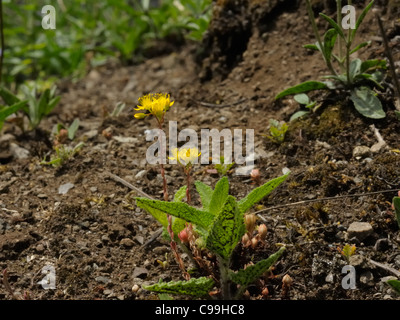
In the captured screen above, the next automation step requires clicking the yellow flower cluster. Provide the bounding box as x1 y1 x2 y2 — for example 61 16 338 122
169 147 201 166
134 93 174 121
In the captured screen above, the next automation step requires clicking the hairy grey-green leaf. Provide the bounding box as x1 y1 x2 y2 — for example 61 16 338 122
238 173 289 213
350 87 385 119
229 247 286 286
143 277 215 298
206 195 245 260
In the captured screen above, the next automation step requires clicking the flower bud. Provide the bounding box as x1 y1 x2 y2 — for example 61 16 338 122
257 224 268 240
244 214 257 235
261 287 269 299
250 168 260 181
251 237 258 249
178 229 189 244
282 274 293 288
242 233 250 246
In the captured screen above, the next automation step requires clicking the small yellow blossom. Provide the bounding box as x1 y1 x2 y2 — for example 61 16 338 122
134 93 174 121
169 147 201 166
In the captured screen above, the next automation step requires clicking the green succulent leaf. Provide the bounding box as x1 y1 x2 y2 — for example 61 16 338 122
173 185 188 202
67 118 80 140
238 173 290 213
206 195 245 260
294 93 310 105
194 180 214 211
393 197 400 229
229 247 286 286
350 87 386 119
275 81 329 100
387 279 400 295
289 110 310 122
303 43 319 51
143 277 215 298
208 176 229 216
136 197 214 232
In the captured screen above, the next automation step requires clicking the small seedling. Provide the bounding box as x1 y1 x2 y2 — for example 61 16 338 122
214 156 234 176
338 243 356 263
52 118 80 145
40 142 84 167
290 93 318 121
267 119 288 144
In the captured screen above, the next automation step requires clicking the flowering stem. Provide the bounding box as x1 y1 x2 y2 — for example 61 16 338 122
157 120 168 202
185 167 192 205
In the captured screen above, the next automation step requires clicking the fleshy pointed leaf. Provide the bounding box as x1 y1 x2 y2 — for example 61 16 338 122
275 81 328 100
229 247 286 286
350 87 385 119
206 195 245 260
238 173 289 213
67 118 80 140
208 176 229 216
143 277 215 298
194 180 213 211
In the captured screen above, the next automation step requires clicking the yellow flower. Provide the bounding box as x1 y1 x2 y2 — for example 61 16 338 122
169 147 201 166
134 93 174 121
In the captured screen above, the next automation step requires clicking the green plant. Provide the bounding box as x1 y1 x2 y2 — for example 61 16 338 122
19 84 60 130
214 156 234 176
267 119 288 144
338 243 356 264
136 172 289 299
276 0 387 119
387 279 400 295
52 118 80 144
40 142 84 167
290 93 317 121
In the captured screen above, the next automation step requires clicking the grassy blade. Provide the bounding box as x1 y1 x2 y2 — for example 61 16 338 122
229 247 286 286
275 81 328 100
238 173 289 213
0 100 27 122
350 87 385 119
143 277 215 298
194 180 214 211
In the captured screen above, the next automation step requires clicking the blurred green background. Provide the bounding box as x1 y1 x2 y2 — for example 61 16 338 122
1 0 212 88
